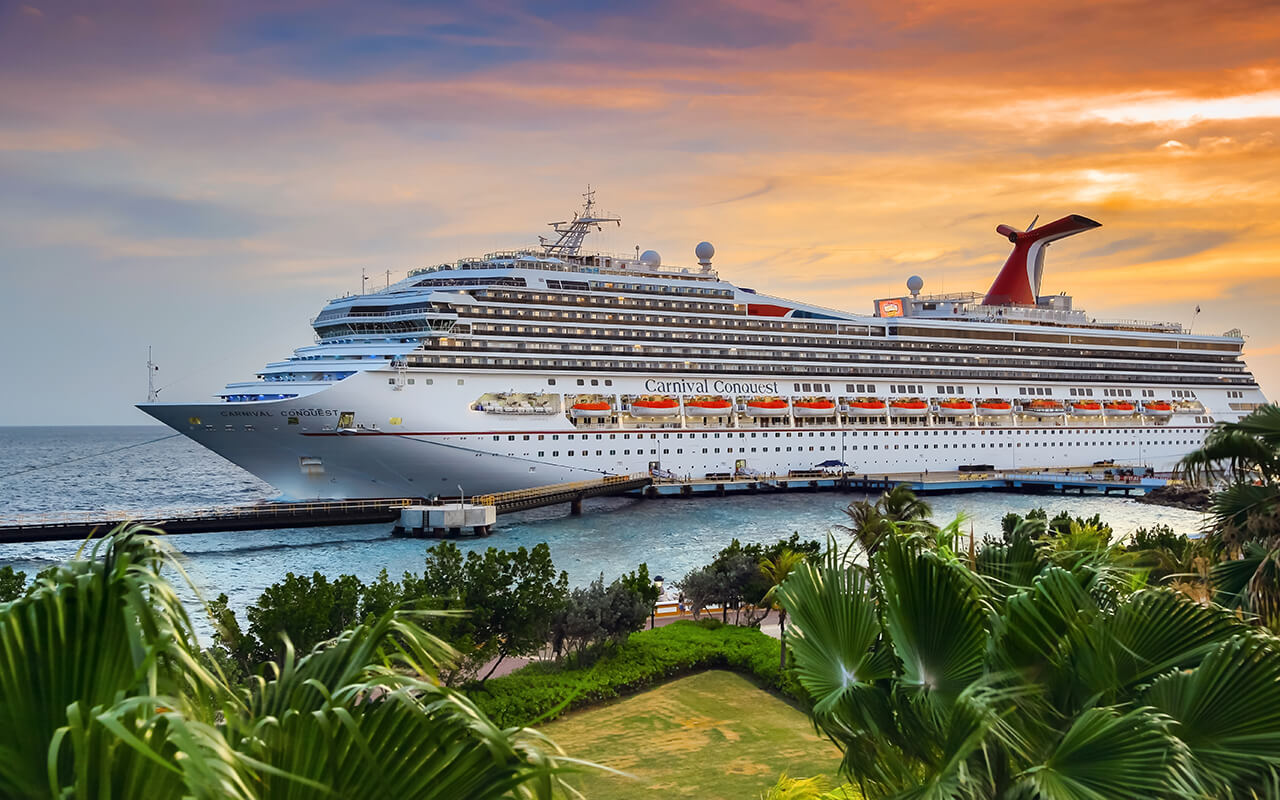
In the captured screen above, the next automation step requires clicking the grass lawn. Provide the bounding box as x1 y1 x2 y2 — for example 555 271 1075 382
541 669 845 799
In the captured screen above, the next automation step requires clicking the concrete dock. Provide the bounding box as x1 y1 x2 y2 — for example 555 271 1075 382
640 467 1165 500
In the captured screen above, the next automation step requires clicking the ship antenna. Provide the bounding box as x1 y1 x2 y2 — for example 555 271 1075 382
1025 214 1039 232
146 346 160 402
540 185 621 257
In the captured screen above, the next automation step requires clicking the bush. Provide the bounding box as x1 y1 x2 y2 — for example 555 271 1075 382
0 565 26 602
468 620 804 727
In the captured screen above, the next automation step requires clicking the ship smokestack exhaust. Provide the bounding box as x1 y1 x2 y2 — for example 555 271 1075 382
981 214 1101 306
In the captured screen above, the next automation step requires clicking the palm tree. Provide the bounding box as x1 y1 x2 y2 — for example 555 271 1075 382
0 527 576 799
1179 403 1280 629
760 548 808 670
777 526 1280 798
837 485 934 561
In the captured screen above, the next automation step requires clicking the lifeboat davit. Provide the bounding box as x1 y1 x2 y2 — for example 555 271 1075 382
976 399 1012 416
1104 401 1136 417
685 396 734 417
570 398 614 419
1143 401 1173 418
745 396 789 417
844 398 888 415
889 398 929 416
793 397 837 417
936 399 974 416
629 395 680 417
1070 401 1102 416
1022 399 1066 417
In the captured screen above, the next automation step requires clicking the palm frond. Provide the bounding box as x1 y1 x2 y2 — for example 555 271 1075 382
0 528 231 797
1144 634 1280 796
777 558 891 717
1177 404 1280 485
1208 483 1280 542
238 681 574 800
1014 706 1180 800
876 536 985 704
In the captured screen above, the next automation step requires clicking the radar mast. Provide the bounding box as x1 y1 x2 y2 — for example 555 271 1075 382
539 185 620 256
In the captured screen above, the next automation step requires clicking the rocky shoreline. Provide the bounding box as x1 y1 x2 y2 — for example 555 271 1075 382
1137 484 1212 511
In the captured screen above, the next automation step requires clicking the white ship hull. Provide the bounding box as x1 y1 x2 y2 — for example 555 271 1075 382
140 369 1225 500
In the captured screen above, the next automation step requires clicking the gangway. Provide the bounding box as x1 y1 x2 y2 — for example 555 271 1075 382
472 473 652 515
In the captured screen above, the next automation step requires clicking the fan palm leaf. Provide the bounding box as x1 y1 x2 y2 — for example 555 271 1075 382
876 535 985 704
1144 634 1280 796
239 683 572 800
776 556 892 718
0 528 581 800
1014 706 1180 800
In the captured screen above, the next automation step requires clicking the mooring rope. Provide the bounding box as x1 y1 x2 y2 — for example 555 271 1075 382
0 432 182 480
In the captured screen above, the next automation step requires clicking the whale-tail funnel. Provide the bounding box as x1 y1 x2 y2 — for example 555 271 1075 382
981 214 1101 306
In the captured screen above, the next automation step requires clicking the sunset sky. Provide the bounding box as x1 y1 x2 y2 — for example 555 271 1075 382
2 0 1278 424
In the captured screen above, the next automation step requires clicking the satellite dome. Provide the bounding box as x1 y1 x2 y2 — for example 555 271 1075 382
907 275 924 296
695 241 715 266
639 249 662 267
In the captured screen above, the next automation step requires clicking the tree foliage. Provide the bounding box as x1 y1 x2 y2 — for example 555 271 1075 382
551 564 658 660
778 525 1280 799
0 527 575 799
0 564 25 602
677 534 821 622
211 542 569 686
1179 403 1280 630
410 541 569 683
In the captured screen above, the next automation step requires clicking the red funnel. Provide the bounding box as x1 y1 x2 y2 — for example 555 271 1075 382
981 215 1101 306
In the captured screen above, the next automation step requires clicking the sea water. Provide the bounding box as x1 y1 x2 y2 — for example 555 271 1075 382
1 426 1207 624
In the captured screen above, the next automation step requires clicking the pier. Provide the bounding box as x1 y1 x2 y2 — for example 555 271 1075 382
0 474 655 544
0 498 422 544
1 468 1161 544
641 468 1166 500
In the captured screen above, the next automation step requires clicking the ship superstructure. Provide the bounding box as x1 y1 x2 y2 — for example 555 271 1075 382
140 193 1268 499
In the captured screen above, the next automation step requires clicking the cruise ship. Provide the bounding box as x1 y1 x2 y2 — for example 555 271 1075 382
139 192 1268 499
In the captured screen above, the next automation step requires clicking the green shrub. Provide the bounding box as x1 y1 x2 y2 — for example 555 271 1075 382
467 620 804 727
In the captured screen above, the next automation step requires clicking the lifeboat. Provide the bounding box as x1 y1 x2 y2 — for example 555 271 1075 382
844 398 888 415
1022 399 1066 417
684 395 734 417
476 392 558 415
793 397 837 418
629 395 680 417
744 396 789 417
569 396 613 419
1104 401 1136 417
936 398 974 416
1070 400 1102 416
976 399 1013 416
889 398 929 416
1142 400 1173 418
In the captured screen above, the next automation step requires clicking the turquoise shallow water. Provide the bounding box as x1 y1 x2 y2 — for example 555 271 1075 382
1 426 1207 630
